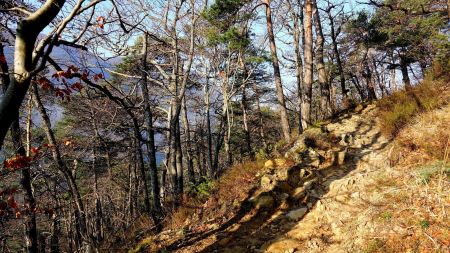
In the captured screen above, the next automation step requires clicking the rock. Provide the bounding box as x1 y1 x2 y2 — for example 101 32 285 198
292 186 307 200
275 167 289 181
336 150 347 165
261 175 276 191
252 193 275 209
355 104 364 112
335 194 349 202
264 158 287 169
339 133 354 146
279 193 290 200
286 208 308 221
287 173 301 187
299 168 314 180
325 150 336 164
302 148 322 168
291 179 315 200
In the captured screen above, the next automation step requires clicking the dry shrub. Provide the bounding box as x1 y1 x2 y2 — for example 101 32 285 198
168 205 194 229
214 160 265 203
377 78 450 137
164 160 266 231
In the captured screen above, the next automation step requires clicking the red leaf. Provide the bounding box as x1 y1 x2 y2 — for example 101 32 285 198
93 73 103 81
81 71 89 81
31 147 40 154
4 155 32 170
97 16 106 29
71 82 83 91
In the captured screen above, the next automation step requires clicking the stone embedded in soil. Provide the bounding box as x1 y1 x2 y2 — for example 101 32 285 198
286 207 308 221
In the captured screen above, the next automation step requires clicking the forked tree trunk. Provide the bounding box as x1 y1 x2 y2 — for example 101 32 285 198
0 0 66 148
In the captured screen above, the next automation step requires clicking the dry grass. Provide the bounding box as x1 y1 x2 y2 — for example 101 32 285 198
367 103 450 252
377 77 450 138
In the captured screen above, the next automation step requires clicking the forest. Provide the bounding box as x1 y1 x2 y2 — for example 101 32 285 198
0 0 449 252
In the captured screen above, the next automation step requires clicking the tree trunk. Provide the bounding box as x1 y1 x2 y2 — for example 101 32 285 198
239 53 253 159
400 57 411 89
328 10 347 100
140 33 162 218
302 0 314 129
289 0 305 134
182 97 196 184
263 0 291 142
1 43 38 253
313 0 331 119
11 121 38 253
32 83 92 250
252 82 267 148
204 77 214 177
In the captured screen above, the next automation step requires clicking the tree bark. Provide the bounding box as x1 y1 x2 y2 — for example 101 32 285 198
1 43 38 253
400 57 411 89
288 0 305 134
140 33 162 218
263 0 291 142
327 9 347 100
313 0 331 119
302 0 314 129
182 97 196 184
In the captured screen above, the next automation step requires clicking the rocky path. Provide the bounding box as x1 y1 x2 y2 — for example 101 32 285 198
166 104 403 253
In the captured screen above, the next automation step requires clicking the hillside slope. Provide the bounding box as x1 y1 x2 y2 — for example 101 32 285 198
132 103 449 253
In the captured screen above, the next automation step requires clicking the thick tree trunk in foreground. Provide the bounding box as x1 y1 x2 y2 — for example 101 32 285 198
263 0 291 142
0 0 66 148
1 43 38 253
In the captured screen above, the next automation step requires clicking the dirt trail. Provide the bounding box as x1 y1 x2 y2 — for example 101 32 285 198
162 104 402 253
